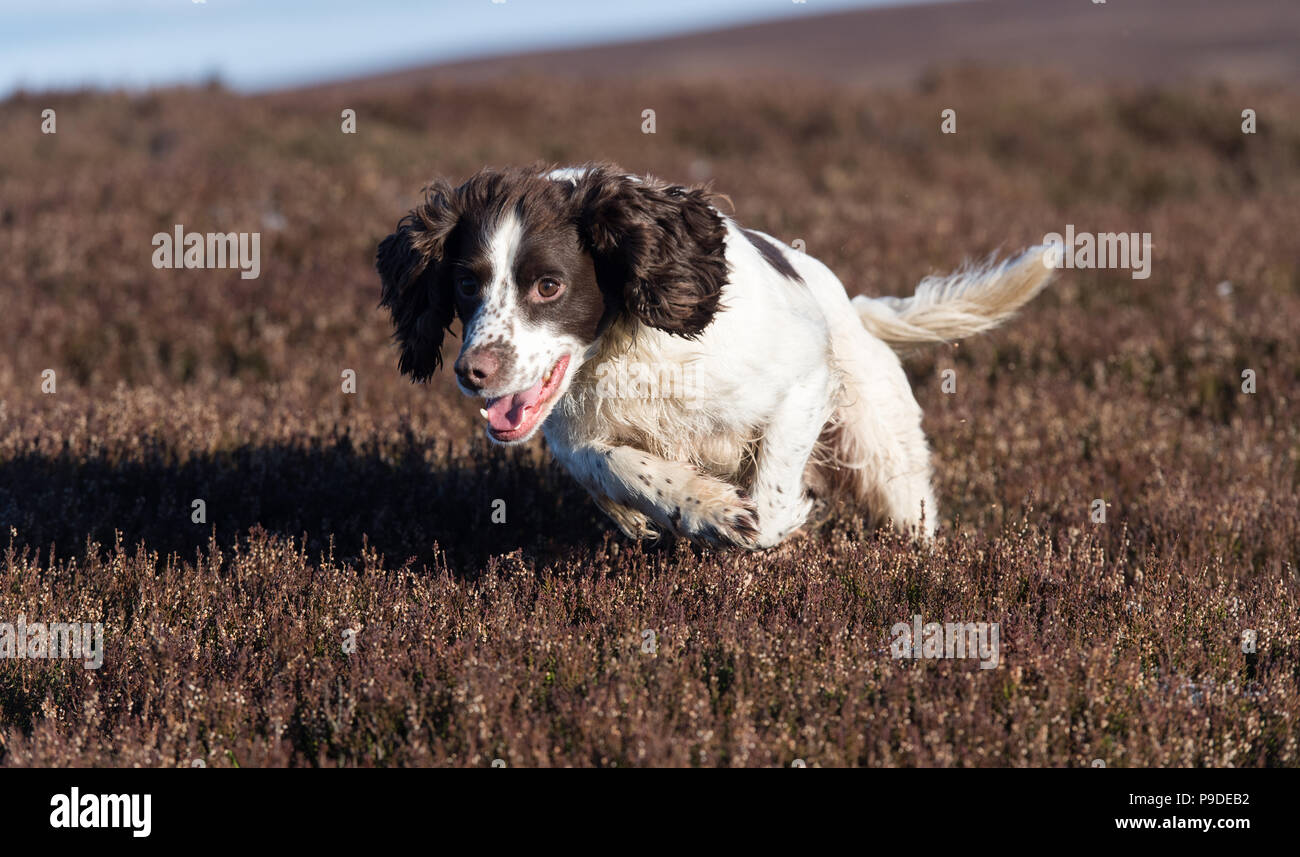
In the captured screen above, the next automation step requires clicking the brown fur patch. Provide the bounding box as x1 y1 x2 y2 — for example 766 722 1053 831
574 165 730 338
376 181 460 382
741 228 804 284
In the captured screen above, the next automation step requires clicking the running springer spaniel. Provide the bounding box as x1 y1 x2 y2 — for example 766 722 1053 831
377 164 1053 549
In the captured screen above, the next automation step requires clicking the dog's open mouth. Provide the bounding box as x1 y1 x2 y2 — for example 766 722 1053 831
480 355 570 443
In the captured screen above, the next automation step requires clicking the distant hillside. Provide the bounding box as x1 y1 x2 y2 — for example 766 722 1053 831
305 0 1300 95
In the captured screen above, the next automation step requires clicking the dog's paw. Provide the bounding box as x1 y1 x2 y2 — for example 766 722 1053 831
752 492 814 549
667 480 760 550
594 496 660 541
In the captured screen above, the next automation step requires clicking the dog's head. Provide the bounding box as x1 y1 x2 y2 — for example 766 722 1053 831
377 164 729 443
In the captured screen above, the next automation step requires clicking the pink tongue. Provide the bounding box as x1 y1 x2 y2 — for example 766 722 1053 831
485 376 548 432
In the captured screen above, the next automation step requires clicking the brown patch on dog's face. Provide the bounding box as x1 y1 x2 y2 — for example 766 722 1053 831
512 227 610 341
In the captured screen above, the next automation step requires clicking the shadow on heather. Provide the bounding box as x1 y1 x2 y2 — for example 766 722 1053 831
0 435 611 574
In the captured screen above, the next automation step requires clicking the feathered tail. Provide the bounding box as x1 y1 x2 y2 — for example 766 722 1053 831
852 245 1055 346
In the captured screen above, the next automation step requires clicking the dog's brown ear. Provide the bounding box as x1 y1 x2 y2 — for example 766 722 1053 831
574 167 729 338
377 183 459 382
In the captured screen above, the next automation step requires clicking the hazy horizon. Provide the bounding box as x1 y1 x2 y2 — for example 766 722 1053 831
0 0 957 97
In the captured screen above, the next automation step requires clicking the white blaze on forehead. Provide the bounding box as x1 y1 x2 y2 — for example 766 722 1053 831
461 204 580 402
484 209 525 304
460 210 525 353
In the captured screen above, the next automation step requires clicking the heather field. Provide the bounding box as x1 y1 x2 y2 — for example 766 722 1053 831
0 65 1297 766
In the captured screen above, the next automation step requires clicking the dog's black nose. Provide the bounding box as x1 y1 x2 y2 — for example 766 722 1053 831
454 347 502 390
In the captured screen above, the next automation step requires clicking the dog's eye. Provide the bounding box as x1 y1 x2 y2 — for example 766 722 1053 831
455 274 478 297
534 277 564 300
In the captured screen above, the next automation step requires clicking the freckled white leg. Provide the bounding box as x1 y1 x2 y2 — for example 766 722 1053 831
748 367 835 548
822 330 939 539
564 443 759 548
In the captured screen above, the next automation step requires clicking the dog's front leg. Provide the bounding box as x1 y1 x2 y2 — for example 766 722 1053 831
748 367 836 548
561 443 760 548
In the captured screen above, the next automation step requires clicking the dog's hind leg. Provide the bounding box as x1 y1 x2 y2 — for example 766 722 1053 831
815 328 938 538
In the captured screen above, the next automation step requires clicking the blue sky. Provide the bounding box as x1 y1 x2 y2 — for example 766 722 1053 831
0 0 927 97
